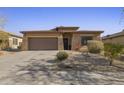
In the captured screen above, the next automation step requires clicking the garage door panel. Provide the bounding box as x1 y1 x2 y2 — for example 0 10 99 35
28 38 58 50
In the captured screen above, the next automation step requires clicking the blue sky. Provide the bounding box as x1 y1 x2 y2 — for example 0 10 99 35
0 7 123 36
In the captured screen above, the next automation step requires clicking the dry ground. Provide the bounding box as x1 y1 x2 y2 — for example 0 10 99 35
0 51 124 85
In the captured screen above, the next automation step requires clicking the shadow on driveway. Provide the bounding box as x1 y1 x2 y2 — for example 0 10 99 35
1 53 124 85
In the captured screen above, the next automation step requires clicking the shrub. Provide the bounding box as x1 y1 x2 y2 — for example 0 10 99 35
18 46 21 50
87 40 104 54
79 46 88 53
89 48 101 54
104 43 124 66
122 48 124 54
56 51 68 61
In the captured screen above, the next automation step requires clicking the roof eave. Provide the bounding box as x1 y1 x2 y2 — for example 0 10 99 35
77 31 104 33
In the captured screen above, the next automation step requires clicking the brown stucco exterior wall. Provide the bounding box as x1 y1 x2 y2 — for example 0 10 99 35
103 36 124 45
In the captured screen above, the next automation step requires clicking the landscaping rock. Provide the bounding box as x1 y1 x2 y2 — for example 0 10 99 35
56 71 68 77
16 71 30 75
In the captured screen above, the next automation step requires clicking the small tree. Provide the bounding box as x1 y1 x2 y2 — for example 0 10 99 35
104 43 124 66
0 15 8 50
0 30 9 50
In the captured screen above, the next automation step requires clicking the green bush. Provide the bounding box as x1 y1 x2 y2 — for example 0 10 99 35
17 46 21 50
122 48 124 54
87 40 104 54
89 48 101 54
56 51 68 61
104 43 124 65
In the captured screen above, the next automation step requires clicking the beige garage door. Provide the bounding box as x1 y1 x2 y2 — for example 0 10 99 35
28 38 58 50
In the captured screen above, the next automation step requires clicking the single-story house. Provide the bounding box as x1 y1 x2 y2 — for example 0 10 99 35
0 29 22 50
21 26 103 50
102 30 124 45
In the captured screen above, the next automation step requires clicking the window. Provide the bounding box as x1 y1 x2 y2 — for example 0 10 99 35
19 42 22 46
13 38 18 45
81 36 93 45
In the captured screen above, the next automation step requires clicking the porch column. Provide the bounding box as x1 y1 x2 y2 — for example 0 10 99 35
58 34 64 50
71 34 81 50
21 36 28 51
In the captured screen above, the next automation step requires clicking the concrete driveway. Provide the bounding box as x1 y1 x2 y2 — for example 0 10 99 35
0 51 58 79
0 51 124 85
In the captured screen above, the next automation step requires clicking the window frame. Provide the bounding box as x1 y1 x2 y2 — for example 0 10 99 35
13 38 18 45
81 36 93 45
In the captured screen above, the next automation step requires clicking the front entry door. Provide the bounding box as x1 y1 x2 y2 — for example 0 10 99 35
63 38 68 50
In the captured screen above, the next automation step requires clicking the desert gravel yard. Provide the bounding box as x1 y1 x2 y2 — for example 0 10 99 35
0 51 124 85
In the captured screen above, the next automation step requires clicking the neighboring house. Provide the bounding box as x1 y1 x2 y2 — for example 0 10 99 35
21 26 103 50
102 30 124 45
8 34 22 49
0 29 22 50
